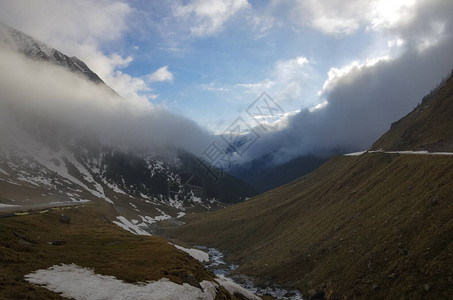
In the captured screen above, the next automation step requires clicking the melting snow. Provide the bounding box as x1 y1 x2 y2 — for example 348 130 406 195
0 203 20 208
103 179 127 195
173 244 209 263
25 264 218 300
112 216 151 236
344 151 366 156
0 167 8 175
215 276 261 300
20 145 114 204
192 196 202 204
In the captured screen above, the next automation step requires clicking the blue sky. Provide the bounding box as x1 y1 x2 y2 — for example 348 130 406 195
112 0 380 131
0 0 384 131
1 0 452 163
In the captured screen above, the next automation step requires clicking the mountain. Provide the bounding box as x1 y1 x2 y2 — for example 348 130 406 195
371 71 453 152
230 154 328 193
168 74 453 299
0 22 261 300
0 22 255 233
0 21 105 85
0 200 260 299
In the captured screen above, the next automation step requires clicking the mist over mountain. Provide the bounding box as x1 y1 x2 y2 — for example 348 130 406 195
3 1 453 175
0 22 212 157
0 22 255 217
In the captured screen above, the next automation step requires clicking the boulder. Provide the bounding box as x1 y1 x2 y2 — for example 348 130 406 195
59 214 71 224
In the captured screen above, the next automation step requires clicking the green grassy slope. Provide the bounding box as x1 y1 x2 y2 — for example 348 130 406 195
169 153 453 299
371 73 453 151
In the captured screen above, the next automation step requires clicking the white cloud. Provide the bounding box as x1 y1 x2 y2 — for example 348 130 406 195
0 0 157 103
173 0 250 36
201 82 230 92
368 0 416 31
245 14 275 37
201 56 309 98
387 38 405 48
286 0 416 36
320 56 391 95
0 0 131 47
0 49 211 154
148 66 174 82
236 56 311 104
274 56 309 82
235 79 275 94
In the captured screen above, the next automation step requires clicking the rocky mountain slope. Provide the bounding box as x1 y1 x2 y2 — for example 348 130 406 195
168 74 453 299
0 21 105 85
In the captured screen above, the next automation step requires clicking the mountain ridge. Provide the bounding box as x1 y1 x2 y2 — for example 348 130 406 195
0 21 106 85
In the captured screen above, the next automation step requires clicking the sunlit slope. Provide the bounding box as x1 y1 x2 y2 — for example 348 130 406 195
170 153 453 299
371 73 453 151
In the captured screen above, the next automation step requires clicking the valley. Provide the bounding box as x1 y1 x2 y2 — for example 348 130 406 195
167 75 453 299
1 3 453 299
169 152 453 299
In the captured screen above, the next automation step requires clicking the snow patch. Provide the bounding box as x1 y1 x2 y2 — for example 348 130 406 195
344 151 366 156
112 216 151 236
0 203 20 208
215 275 261 300
0 167 9 175
25 264 218 300
173 244 209 263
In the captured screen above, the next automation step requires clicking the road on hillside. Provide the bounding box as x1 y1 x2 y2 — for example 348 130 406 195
345 150 453 156
0 201 88 218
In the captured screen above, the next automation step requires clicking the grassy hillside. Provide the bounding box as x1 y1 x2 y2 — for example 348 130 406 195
0 203 236 299
371 72 453 151
169 153 453 299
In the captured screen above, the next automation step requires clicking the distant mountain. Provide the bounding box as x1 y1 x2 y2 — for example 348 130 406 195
230 154 328 193
169 72 453 299
0 22 255 234
371 71 453 151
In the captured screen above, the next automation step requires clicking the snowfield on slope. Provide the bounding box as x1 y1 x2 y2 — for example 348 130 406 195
173 244 210 263
25 264 261 300
25 264 217 300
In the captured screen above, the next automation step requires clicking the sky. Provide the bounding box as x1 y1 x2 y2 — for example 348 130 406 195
1 0 453 165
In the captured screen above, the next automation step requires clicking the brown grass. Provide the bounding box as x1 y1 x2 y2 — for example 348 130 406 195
168 153 453 299
0 203 230 299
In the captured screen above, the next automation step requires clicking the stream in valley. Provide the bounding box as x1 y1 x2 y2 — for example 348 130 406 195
196 246 304 300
